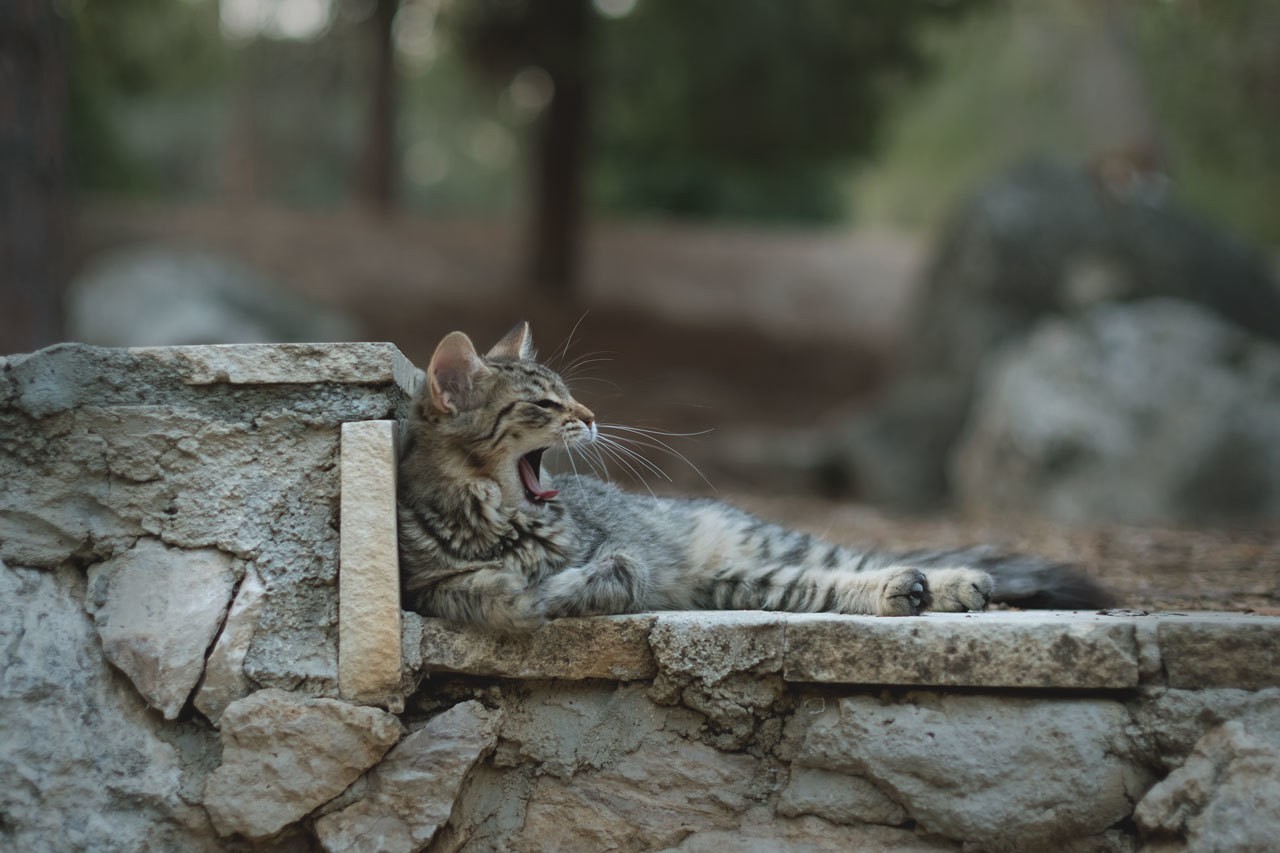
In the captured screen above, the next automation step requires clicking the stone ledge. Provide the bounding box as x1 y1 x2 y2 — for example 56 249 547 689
403 609 1280 690
131 342 418 390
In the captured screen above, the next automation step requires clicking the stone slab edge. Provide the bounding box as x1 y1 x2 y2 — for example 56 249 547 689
405 610 1280 691
339 420 403 709
129 342 418 391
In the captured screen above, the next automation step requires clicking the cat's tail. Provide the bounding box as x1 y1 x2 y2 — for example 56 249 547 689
895 546 1115 610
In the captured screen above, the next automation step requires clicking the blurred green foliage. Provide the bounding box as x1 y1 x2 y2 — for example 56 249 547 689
856 0 1280 245
65 0 1280 245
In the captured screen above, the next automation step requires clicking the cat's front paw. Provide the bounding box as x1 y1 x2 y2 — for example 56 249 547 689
925 568 993 612
488 590 548 634
877 567 931 616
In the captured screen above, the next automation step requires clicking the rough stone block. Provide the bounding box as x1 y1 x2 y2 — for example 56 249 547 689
315 700 500 853
203 689 401 840
196 563 268 725
339 420 402 708
796 694 1150 847
405 612 657 681
1157 614 1280 689
85 538 238 720
784 611 1140 688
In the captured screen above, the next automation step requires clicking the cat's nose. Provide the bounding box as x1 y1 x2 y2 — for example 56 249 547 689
576 405 595 426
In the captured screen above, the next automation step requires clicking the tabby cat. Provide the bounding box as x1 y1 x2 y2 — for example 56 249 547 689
398 322 1108 631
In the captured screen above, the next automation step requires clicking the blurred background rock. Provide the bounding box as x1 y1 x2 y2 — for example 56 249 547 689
3 0 1279 553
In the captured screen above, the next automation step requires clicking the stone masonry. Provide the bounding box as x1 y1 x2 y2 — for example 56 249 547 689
1 342 1277 852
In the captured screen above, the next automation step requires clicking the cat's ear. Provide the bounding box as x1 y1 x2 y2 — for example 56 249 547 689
427 331 491 414
486 321 535 361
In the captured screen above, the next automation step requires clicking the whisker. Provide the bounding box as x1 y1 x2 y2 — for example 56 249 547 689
597 435 672 482
594 440 658 499
600 423 714 439
598 426 717 492
548 310 590 369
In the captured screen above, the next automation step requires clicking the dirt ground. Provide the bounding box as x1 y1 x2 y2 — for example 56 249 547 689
74 202 1279 612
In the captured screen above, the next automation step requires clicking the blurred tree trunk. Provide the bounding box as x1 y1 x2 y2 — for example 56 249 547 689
0 0 67 354
528 0 591 303
360 0 400 213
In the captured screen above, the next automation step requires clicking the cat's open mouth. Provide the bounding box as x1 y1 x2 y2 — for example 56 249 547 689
518 448 559 503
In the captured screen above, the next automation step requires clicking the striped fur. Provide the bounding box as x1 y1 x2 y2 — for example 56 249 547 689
398 323 1110 631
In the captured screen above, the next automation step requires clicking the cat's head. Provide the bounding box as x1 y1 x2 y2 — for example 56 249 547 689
418 321 595 507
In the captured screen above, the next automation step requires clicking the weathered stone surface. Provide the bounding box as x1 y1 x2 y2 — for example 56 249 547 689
649 611 784 682
136 341 415 389
794 693 1150 847
0 342 415 697
673 806 959 852
203 689 402 840
0 561 222 852
195 563 268 725
512 731 761 851
777 766 907 827
784 611 1140 688
1133 687 1280 772
85 537 238 720
314 700 500 853
405 612 656 681
495 682 688 778
339 420 402 708
1135 705 1280 851
953 300 1280 523
1157 614 1280 690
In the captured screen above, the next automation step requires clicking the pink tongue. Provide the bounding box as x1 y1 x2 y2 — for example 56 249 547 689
518 457 559 501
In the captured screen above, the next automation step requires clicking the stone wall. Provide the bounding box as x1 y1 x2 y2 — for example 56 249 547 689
2 342 1277 852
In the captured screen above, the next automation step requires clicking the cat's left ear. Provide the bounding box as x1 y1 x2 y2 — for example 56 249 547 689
487 321 535 361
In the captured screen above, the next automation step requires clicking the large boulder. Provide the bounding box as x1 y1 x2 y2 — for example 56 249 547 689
831 159 1280 512
952 299 1280 524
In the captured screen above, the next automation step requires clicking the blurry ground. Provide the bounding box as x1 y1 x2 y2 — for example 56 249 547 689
75 202 1279 612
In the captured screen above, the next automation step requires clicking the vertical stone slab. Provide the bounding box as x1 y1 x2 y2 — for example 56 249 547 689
339 420 402 709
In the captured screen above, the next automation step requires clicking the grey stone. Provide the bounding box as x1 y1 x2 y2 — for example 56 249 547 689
203 688 402 840
85 537 238 720
829 159 1280 512
406 612 656 681
496 682 678 778
649 611 784 684
952 300 1280 523
195 562 268 725
1156 614 1280 690
66 246 358 347
511 731 761 851
1135 705 1280 851
315 700 500 853
783 611 1140 688
672 806 959 852
1133 687 1280 771
777 766 907 826
0 342 415 696
0 561 221 852
795 693 1151 847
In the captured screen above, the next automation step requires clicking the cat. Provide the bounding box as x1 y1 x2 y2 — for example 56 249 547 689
398 322 1110 631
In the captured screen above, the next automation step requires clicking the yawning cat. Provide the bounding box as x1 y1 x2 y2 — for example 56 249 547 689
398 322 1108 631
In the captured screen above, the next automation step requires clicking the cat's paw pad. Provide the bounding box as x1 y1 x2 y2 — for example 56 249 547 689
877 567 932 616
926 568 993 612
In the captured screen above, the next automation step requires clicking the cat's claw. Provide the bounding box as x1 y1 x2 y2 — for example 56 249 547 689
877 567 932 616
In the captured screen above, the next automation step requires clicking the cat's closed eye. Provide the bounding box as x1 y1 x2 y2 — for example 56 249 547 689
534 399 563 410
